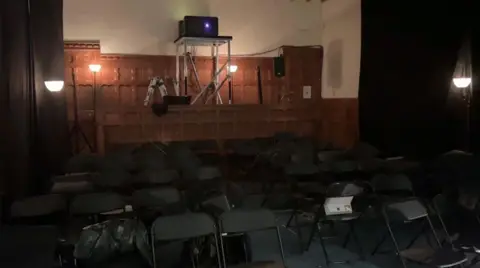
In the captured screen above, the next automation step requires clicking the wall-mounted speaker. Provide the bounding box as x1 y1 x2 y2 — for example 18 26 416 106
274 56 285 77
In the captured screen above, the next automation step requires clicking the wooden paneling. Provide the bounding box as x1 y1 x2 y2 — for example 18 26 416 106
64 42 358 153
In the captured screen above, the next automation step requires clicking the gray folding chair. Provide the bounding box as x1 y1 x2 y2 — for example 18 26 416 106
10 194 67 219
370 174 416 255
70 192 126 218
132 187 185 216
134 169 179 186
433 194 480 264
150 213 222 268
305 181 368 266
383 198 467 268
371 173 414 197
219 209 286 268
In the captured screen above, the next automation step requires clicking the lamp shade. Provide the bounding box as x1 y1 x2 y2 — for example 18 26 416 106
44 80 64 92
89 64 101 73
228 65 238 73
453 77 472 88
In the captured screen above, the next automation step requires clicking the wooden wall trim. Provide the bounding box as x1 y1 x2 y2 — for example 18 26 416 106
64 41 359 154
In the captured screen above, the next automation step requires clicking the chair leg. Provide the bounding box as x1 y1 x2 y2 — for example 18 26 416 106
371 231 388 255
214 233 224 268
385 219 408 268
349 221 365 260
405 221 427 249
318 231 331 267
341 230 351 248
150 232 157 268
294 211 304 253
305 211 320 251
218 234 227 268
276 227 286 267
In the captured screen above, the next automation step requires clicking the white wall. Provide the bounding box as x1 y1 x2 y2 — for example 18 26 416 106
321 0 361 98
63 0 322 56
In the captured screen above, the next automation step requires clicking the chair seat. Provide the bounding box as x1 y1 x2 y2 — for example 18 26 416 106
427 248 468 268
323 212 362 222
400 247 467 268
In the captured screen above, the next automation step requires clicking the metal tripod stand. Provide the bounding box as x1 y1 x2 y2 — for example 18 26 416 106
69 68 93 153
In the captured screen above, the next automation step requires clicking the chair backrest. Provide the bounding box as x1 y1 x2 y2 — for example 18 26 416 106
347 142 380 160
134 170 179 185
371 173 413 196
317 150 346 163
151 213 216 241
383 198 429 222
326 182 367 198
220 209 276 233
291 139 316 164
132 187 181 209
70 192 126 215
10 194 67 218
331 160 359 173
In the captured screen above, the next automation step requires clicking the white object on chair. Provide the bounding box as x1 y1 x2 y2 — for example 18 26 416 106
324 196 354 216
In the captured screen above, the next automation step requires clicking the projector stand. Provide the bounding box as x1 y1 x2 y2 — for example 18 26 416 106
174 36 233 104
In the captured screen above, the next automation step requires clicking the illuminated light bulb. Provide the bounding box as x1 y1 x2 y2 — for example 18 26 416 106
89 64 101 73
44 80 64 92
228 65 238 73
453 77 472 88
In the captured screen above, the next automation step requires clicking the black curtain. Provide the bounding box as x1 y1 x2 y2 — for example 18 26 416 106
359 1 474 159
0 0 69 198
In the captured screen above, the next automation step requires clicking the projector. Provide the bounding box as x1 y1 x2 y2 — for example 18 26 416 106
178 16 219 38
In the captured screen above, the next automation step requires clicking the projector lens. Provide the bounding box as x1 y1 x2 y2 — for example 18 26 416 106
204 22 210 29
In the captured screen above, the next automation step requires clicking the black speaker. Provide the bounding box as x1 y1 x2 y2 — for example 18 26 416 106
274 56 285 77
178 16 219 38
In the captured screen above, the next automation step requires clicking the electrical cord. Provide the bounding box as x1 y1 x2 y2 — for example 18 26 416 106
230 45 322 57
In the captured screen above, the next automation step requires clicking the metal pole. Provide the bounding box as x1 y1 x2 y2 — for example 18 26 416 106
227 40 232 104
175 44 180 96
215 44 222 104
183 41 188 96
92 72 97 151
72 68 80 153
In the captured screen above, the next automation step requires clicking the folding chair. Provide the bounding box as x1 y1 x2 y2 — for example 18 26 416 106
10 194 67 224
283 163 321 252
382 198 467 268
433 194 480 264
70 192 127 221
133 169 179 187
371 174 416 255
371 173 414 198
150 213 222 268
132 187 185 221
219 209 286 268
305 181 368 266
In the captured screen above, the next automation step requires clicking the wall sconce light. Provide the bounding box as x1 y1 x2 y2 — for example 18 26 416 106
228 65 238 73
44 80 64 92
453 77 472 88
89 64 101 73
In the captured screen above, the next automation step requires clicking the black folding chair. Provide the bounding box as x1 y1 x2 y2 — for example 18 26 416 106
9 194 67 224
371 174 416 255
133 169 179 187
132 187 185 223
305 181 369 267
150 213 222 268
433 194 480 265
70 192 127 222
219 209 286 268
383 198 467 268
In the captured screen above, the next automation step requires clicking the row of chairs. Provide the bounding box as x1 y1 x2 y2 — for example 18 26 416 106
150 209 285 268
284 173 475 268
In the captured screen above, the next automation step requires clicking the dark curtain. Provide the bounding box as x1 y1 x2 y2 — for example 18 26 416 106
0 0 69 198
359 1 474 159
